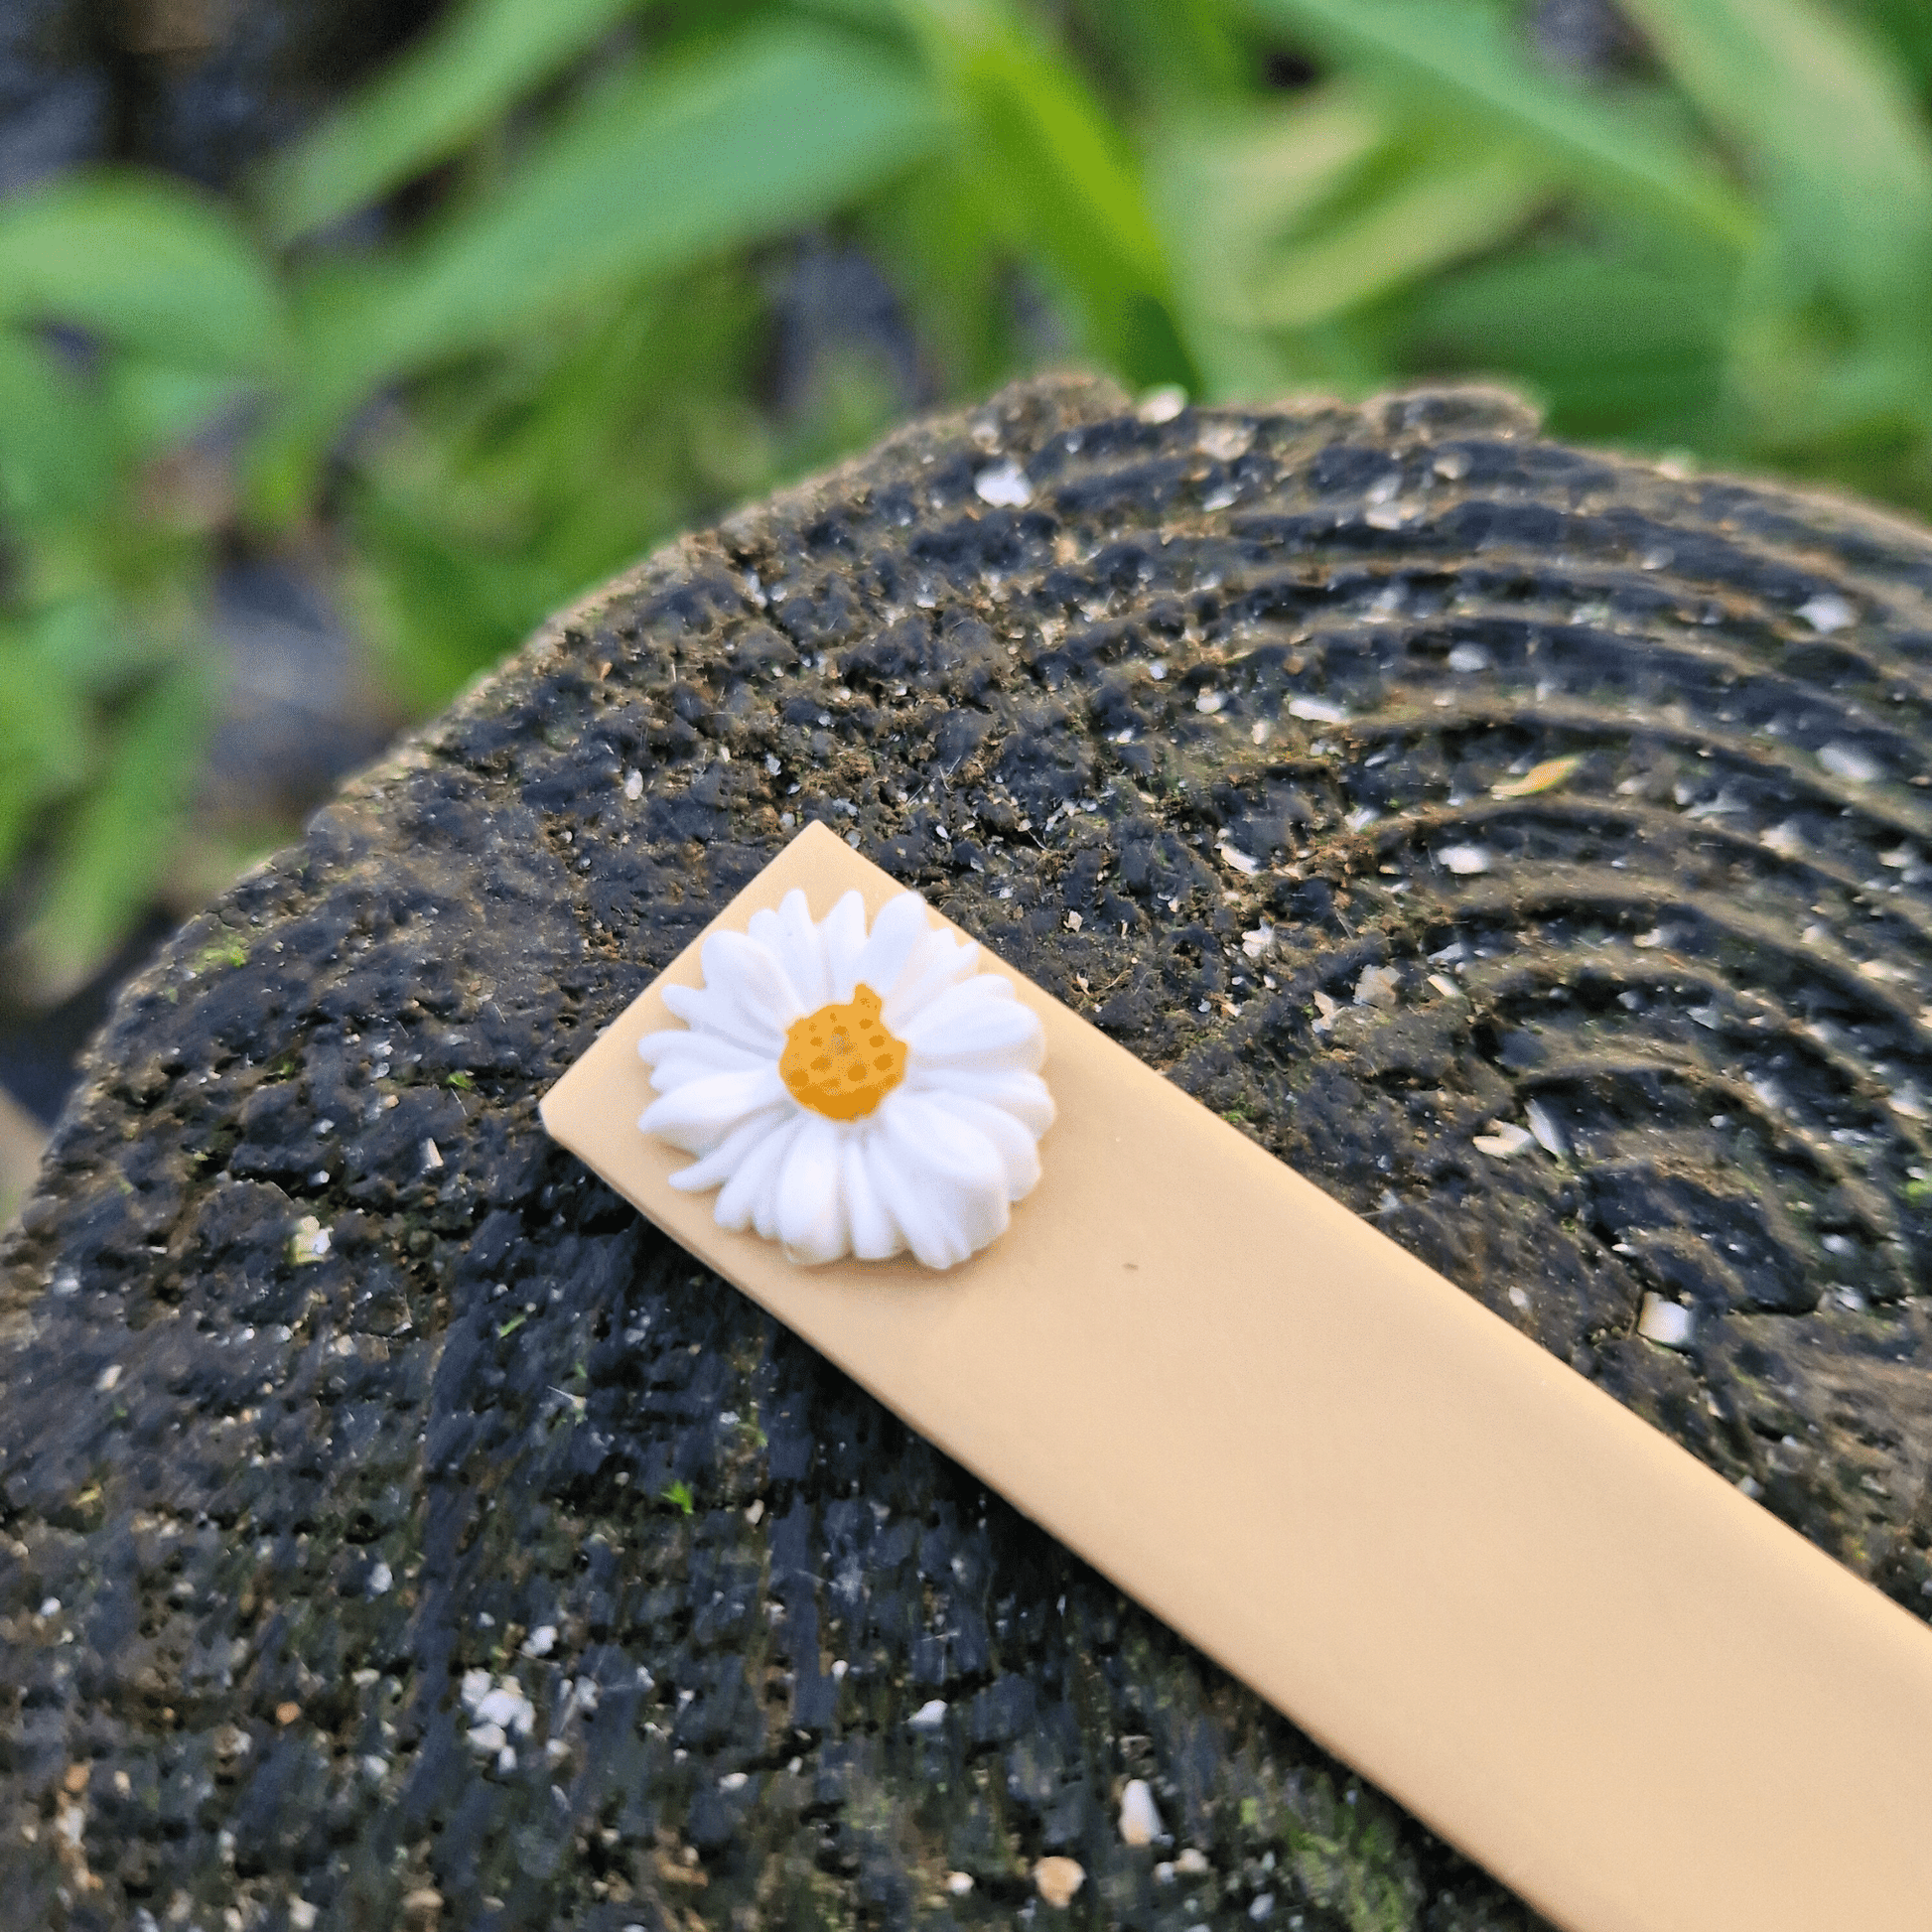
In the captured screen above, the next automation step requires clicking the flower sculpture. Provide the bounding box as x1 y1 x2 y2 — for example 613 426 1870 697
637 887 1053 1268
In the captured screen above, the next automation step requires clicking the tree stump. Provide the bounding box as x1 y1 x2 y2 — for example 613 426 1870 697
4 371 1929 1930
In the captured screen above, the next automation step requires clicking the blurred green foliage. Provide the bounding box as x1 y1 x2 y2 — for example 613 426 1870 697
3 0 1932 994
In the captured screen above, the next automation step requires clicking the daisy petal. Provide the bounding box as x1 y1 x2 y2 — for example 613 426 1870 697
666 1103 791 1192
841 1128 899 1260
715 1114 803 1233
941 1095 1041 1201
895 975 1013 1048
774 1116 847 1265
662 928 802 1052
775 888 830 1011
744 903 791 983
850 892 932 1003
882 930 981 1030
876 1091 1009 1268
903 1065 1055 1137
637 1029 768 1089
640 1065 787 1156
902 990 1045 1073
820 890 869 1002
864 1129 968 1271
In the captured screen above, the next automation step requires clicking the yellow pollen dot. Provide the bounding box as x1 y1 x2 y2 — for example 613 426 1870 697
779 985 907 1121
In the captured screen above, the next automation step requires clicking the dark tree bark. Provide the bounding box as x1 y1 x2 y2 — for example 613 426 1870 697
3 372 1928 1930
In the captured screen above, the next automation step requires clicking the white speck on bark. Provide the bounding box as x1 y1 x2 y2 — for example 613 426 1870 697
1289 696 1347 724
973 461 1032 507
1353 964 1400 1008
1196 420 1253 461
1525 1101 1568 1159
1799 593 1853 633
1638 1295 1695 1350
1119 1778 1165 1845
1035 1857 1086 1908
289 1216 331 1265
1819 741 1882 784
475 1684 535 1735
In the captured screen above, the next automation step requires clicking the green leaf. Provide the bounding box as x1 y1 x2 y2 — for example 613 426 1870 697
1147 90 1384 393
0 329 118 536
105 360 249 460
23 592 170 695
1848 0 1932 95
0 173 287 373
1244 140 1551 330
20 665 208 1000
345 475 578 709
1069 0 1245 101
1150 89 1385 288
859 156 1018 390
0 623 93 878
258 0 643 243
898 0 1168 281
1614 0 1932 311
896 0 1191 384
1404 242 1732 439
1243 0 1757 250
279 23 941 461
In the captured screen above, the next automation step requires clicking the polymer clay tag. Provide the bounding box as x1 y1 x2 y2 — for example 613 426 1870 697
542 821 1932 1932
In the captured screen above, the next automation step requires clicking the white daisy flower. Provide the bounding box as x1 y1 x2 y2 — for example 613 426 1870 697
637 887 1054 1269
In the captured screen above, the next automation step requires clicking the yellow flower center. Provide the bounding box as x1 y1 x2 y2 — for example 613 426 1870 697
779 984 906 1121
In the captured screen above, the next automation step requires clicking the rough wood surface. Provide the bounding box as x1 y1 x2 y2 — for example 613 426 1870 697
4 371 1930 1930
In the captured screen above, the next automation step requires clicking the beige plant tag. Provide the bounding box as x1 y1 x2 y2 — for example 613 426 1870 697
542 820 1932 1932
